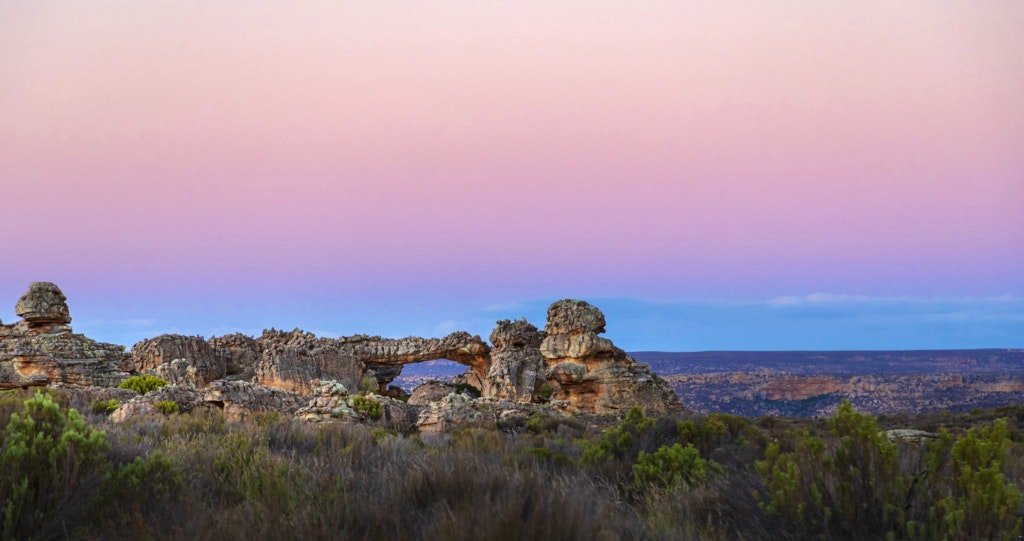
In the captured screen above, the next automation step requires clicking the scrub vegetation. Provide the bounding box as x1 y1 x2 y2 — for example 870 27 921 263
0 388 1021 540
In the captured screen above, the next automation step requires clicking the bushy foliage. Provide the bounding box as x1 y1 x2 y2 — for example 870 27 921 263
452 383 481 398
0 392 109 540
757 401 908 538
90 398 119 415
154 400 180 415
118 374 169 394
580 407 655 465
350 395 383 421
1 392 1020 541
633 443 723 492
905 419 1023 540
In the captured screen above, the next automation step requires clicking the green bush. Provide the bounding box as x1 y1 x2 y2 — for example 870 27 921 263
96 452 184 522
154 400 180 415
91 399 120 415
633 443 723 492
537 383 555 401
0 392 109 540
350 395 383 421
908 419 1023 540
580 407 655 465
452 383 481 399
118 375 169 395
757 401 907 539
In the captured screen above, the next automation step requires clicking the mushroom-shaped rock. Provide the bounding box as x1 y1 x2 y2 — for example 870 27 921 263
537 299 682 415
15 282 72 328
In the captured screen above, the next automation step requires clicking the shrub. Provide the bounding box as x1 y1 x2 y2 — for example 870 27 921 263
90 399 120 415
452 383 481 399
538 383 555 401
97 452 184 517
350 395 383 421
756 401 907 539
633 443 723 492
907 419 1023 540
359 374 379 393
580 407 655 465
118 375 169 395
0 392 109 539
154 400 180 415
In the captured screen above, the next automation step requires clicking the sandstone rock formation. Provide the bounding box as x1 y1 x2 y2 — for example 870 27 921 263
15 282 72 330
131 334 226 387
538 300 682 415
485 318 544 402
1 283 129 389
1 284 683 428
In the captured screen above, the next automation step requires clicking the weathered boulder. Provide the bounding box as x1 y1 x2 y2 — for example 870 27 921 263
203 380 305 422
408 380 456 406
416 392 498 433
296 380 420 430
110 385 207 423
485 318 544 402
15 282 72 330
130 334 225 387
538 299 681 415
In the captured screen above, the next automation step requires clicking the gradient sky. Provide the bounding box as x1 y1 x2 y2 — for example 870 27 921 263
1 2 1022 351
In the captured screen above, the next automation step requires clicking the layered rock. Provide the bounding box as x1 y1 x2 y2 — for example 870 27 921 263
538 300 682 415
484 319 544 402
253 329 366 395
203 379 305 422
2 283 684 427
131 334 226 387
1 283 129 389
15 282 72 330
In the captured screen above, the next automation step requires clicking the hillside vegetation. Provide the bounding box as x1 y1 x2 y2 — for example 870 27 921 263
0 388 1021 540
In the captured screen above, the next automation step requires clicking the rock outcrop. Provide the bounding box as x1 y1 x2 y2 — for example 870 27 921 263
2 284 683 428
538 300 682 415
15 282 72 330
485 319 544 402
131 334 226 387
1 283 129 389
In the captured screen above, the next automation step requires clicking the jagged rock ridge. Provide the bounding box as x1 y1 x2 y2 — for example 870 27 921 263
0 283 681 428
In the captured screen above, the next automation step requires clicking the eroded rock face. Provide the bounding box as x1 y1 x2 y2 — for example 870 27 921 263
15 282 72 330
538 299 682 415
203 379 305 422
131 334 226 387
2 284 684 428
485 319 544 402
1 283 129 389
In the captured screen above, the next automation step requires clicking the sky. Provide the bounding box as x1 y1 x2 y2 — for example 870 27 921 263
1 2 1022 351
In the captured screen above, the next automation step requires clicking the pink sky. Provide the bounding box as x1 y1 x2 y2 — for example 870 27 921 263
1 2 1022 347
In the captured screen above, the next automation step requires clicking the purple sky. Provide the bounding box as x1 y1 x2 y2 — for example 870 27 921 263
1 2 1021 350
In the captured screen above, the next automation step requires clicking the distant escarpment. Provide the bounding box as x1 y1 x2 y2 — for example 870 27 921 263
1 283 680 430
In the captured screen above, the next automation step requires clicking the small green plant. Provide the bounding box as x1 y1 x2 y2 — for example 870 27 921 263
350 395 383 421
633 443 723 492
153 400 180 415
580 407 655 465
452 383 481 398
538 383 555 401
118 375 169 394
359 374 379 393
91 398 120 415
